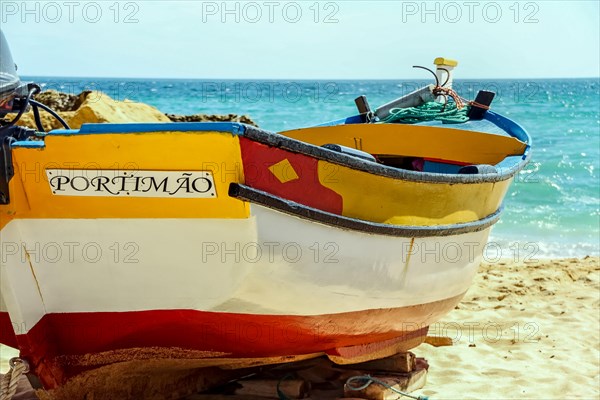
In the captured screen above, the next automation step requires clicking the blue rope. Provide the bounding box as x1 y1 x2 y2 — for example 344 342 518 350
345 374 430 400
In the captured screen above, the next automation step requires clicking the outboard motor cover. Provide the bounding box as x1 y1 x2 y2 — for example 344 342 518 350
0 29 28 115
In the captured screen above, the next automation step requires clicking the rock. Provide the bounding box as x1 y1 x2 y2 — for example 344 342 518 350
15 111 68 132
13 90 258 131
166 113 258 127
66 91 171 128
32 89 89 112
16 90 170 131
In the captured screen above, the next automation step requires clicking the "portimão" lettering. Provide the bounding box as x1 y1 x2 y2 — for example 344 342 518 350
46 169 217 198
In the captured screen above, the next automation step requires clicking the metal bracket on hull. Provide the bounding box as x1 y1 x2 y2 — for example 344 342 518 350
0 135 16 204
0 126 34 204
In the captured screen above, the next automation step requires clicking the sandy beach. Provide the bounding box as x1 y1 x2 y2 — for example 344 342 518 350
1 257 598 399
414 256 600 400
1 0 598 397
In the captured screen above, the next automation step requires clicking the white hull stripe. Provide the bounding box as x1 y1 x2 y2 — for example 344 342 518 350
1 205 490 334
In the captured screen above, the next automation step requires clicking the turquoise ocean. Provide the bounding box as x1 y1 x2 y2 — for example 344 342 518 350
24 77 600 258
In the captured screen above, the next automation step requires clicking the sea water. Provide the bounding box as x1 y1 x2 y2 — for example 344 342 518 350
23 77 600 258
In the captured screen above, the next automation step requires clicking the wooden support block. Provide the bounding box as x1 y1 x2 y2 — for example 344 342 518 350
295 359 343 385
339 352 416 373
337 369 368 384
186 395 268 400
415 358 429 371
233 379 308 399
405 368 427 393
301 387 347 400
343 368 427 400
424 335 454 347
296 365 341 385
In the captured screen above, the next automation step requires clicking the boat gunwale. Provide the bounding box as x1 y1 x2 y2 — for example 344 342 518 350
26 110 532 185
243 122 531 185
229 183 502 237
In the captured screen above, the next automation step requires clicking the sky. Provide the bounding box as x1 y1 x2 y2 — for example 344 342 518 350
1 1 599 79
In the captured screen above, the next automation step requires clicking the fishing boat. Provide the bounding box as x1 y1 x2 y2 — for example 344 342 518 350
0 29 531 394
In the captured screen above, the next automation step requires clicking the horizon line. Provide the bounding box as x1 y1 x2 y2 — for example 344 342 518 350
20 75 600 81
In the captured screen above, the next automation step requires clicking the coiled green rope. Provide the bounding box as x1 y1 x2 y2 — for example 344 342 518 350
380 101 469 124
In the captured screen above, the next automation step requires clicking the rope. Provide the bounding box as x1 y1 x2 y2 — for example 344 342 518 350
379 101 469 125
345 374 430 400
433 86 465 109
470 101 490 110
0 358 29 400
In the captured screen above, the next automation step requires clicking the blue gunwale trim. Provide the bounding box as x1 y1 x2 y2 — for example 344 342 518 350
48 122 247 136
316 111 532 156
11 141 45 149
484 111 532 159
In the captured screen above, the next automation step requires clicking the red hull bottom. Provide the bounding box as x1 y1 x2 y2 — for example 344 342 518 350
1 293 463 391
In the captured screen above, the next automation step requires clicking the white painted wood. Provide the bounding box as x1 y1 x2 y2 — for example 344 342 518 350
0 205 490 333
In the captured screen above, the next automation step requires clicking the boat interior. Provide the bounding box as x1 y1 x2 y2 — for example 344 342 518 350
280 110 531 176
